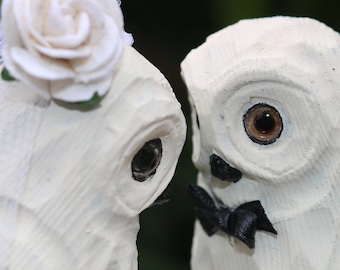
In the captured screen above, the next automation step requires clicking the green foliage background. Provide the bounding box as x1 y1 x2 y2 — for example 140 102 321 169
121 1 340 269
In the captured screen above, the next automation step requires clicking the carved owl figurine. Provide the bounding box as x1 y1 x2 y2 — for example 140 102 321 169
182 16 340 270
0 44 186 269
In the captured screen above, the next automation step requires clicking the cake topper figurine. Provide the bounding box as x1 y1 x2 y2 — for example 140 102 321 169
0 0 186 269
182 16 340 269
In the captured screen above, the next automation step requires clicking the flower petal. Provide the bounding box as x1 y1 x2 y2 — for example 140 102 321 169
2 48 50 99
13 0 40 52
34 44 92 59
72 15 123 80
1 0 22 48
11 47 75 80
44 0 70 37
93 0 124 30
45 13 91 48
50 75 112 102
69 0 106 29
15 0 54 55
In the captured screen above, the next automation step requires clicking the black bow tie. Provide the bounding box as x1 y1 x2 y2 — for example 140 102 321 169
188 184 277 249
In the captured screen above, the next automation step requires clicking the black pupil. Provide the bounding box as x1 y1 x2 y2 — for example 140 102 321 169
254 111 275 134
134 147 157 171
131 138 162 182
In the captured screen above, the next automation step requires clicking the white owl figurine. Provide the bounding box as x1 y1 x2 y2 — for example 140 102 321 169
181 16 340 269
0 33 186 270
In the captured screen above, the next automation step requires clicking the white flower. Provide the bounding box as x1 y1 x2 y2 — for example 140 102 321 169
1 0 132 102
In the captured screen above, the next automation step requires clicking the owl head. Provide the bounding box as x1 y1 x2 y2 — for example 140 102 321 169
0 45 186 269
182 17 340 269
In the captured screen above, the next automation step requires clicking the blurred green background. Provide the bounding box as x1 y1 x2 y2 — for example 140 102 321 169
121 1 340 269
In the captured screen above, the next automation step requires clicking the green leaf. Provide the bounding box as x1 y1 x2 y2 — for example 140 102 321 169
74 92 102 107
1 68 16 81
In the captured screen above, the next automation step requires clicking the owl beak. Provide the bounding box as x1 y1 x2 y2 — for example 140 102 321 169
150 181 173 207
210 154 242 183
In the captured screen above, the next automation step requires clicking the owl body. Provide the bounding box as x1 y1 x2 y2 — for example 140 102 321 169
182 17 340 269
0 46 186 269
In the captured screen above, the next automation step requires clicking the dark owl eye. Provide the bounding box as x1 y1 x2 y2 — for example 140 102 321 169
243 103 283 145
131 138 162 182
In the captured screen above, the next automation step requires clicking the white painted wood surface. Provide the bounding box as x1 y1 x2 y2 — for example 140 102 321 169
182 16 340 269
0 45 186 269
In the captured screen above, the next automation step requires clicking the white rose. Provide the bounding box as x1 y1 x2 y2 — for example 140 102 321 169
1 0 131 102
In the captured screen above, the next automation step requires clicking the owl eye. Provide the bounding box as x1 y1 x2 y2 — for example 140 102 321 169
131 138 163 182
243 103 283 145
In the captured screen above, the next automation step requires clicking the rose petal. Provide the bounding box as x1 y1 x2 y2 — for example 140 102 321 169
34 45 92 59
11 47 75 80
71 16 123 81
19 0 54 51
3 48 50 99
45 13 91 48
69 0 106 29
13 0 42 53
50 75 112 102
1 0 23 47
44 0 70 37
93 0 124 30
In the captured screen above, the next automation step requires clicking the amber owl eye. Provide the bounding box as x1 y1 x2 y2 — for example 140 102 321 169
243 103 283 145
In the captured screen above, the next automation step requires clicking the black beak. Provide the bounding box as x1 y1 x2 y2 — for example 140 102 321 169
210 154 242 183
150 182 173 207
